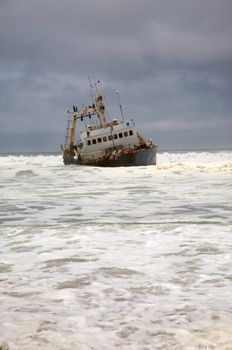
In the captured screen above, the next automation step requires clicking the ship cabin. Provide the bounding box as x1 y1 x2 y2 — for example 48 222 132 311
79 119 140 155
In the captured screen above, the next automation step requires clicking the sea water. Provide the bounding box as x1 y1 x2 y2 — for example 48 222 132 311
0 151 231 349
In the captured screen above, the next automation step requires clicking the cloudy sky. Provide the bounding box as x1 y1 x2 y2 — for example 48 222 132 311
0 0 231 152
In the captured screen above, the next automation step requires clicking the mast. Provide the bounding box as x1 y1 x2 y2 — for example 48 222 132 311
94 82 107 128
69 109 77 149
64 109 77 151
62 107 78 163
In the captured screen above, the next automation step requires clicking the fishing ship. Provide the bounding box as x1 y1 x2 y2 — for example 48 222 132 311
61 82 157 167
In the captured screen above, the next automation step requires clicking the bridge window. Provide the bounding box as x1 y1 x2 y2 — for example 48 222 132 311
92 139 96 144
114 134 118 139
87 140 91 146
119 133 123 138
103 136 107 142
124 131 128 137
97 138 102 143
129 130 133 136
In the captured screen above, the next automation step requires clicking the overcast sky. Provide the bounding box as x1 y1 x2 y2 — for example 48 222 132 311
0 0 231 152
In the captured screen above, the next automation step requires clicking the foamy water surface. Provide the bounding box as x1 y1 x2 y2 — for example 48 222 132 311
0 151 232 349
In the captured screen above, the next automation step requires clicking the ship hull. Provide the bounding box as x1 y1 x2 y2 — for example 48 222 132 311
64 146 157 167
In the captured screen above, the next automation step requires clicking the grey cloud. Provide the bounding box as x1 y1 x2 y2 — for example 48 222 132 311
0 0 231 152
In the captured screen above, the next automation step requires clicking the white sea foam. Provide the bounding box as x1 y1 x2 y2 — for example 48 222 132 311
0 151 231 174
157 151 232 174
0 150 232 349
0 154 63 167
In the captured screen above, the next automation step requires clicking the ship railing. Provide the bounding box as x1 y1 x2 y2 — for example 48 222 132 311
82 119 132 133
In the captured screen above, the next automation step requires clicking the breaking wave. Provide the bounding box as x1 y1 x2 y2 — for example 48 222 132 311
0 151 231 174
0 154 63 167
157 151 232 174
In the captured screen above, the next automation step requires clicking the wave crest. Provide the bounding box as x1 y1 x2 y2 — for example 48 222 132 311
0 155 63 167
0 151 231 174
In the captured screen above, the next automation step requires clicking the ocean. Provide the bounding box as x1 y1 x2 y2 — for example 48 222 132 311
0 150 231 349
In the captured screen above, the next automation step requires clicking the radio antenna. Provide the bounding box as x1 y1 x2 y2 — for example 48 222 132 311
88 76 94 104
115 90 124 122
